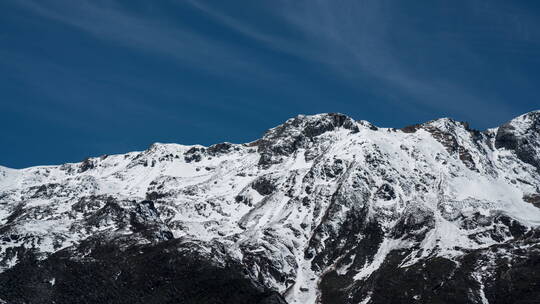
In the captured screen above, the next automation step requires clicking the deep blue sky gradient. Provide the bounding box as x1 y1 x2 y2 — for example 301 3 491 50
1 0 540 168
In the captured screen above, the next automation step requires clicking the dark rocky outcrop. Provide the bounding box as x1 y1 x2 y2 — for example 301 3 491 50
257 113 359 166
524 193 540 208
495 111 540 171
207 142 237 156
392 203 435 241
318 228 540 304
0 237 287 304
184 147 205 163
79 158 95 173
401 118 483 171
251 175 278 196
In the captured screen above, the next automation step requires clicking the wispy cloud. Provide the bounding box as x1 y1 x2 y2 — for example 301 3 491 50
186 0 526 125
11 0 538 126
15 0 293 85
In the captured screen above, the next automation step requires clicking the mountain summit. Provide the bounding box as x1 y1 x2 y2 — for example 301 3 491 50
1 111 539 304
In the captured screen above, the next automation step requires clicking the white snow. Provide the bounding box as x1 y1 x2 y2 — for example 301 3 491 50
1 112 539 303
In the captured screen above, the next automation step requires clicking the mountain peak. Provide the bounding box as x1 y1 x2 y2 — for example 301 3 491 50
1 112 540 303
496 109 540 170
256 113 361 166
501 110 540 132
264 113 360 139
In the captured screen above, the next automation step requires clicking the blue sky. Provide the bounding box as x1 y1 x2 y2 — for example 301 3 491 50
1 0 539 168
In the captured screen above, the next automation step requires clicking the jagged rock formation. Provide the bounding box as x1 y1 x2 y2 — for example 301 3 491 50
1 111 540 304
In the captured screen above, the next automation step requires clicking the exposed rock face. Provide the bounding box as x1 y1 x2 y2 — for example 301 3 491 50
495 111 540 171
402 118 484 171
0 236 286 304
257 113 359 166
0 111 540 304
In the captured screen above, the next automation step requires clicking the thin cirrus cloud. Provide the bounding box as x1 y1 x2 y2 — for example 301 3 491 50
188 0 520 125
14 0 537 127
14 0 293 85
5 0 306 132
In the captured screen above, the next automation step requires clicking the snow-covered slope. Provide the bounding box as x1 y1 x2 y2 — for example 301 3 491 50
1 112 539 304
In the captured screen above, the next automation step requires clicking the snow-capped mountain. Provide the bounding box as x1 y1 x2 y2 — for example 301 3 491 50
1 111 539 304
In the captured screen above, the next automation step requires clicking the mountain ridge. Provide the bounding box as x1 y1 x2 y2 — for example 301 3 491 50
0 110 539 304
7 110 539 171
